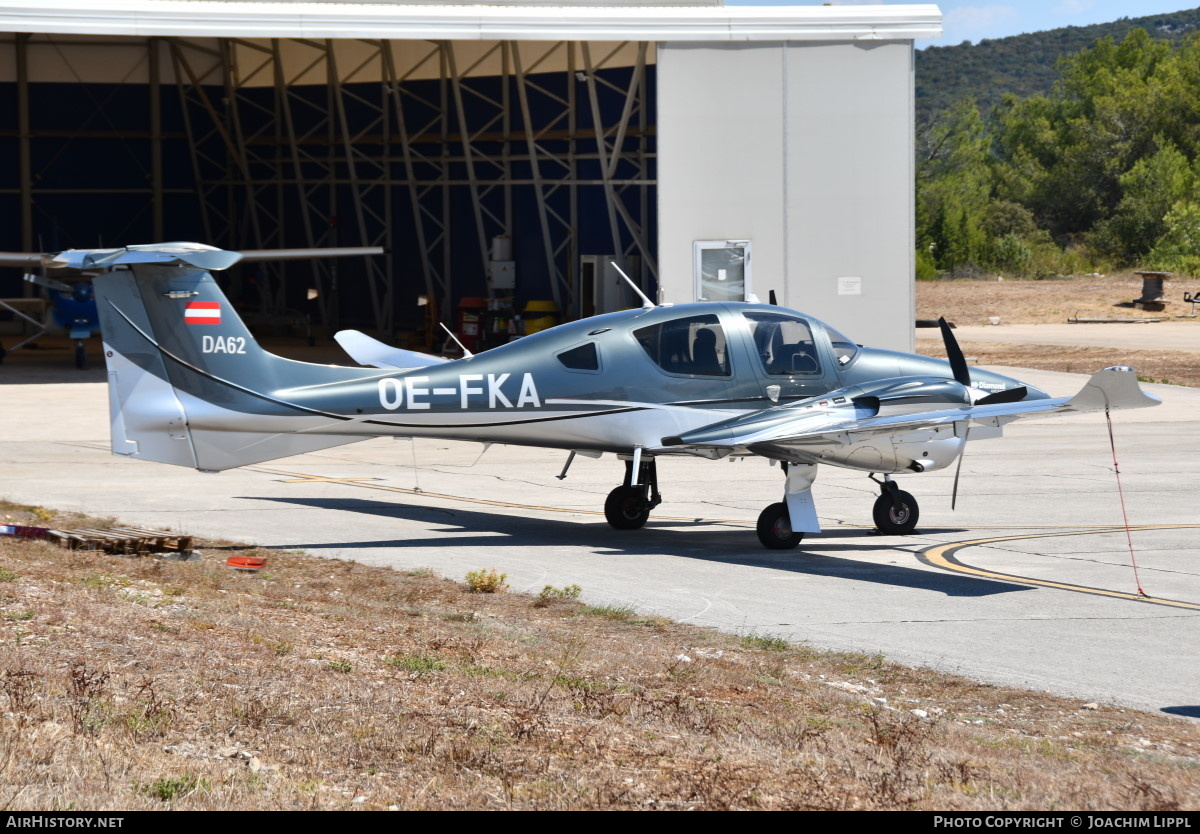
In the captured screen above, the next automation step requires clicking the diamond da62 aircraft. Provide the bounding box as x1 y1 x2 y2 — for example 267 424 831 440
78 242 1159 549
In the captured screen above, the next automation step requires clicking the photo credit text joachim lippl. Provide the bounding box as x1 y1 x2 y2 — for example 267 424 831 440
934 818 1192 829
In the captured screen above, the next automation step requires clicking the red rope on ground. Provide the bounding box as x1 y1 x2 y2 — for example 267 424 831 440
1105 406 1148 597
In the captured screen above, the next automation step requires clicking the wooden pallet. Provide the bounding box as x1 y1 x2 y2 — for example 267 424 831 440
44 526 194 558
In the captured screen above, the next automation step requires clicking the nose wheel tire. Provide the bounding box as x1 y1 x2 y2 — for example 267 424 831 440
872 490 919 534
756 502 804 549
604 485 651 530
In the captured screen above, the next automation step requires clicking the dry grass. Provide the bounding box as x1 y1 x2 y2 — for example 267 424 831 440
0 501 1197 810
915 339 1200 389
917 274 1200 387
917 273 1200 327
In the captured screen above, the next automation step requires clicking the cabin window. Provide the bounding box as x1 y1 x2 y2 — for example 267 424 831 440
633 314 730 377
743 312 822 376
557 342 600 372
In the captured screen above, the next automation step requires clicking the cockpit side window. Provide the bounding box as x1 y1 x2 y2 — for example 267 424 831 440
742 312 822 376
633 314 730 377
825 324 860 366
556 341 600 372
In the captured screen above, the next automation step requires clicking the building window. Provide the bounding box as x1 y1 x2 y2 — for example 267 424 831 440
693 240 751 303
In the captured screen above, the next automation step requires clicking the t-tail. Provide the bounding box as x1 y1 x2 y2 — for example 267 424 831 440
92 242 384 471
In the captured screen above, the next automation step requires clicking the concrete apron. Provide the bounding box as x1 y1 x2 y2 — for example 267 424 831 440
0 366 1197 717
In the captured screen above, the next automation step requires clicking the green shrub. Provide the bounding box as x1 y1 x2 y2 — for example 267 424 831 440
535 584 582 607
465 568 508 594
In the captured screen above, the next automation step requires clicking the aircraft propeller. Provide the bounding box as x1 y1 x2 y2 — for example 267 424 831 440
937 316 1029 508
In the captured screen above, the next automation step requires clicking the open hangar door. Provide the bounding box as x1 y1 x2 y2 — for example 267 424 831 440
0 33 656 343
0 4 940 353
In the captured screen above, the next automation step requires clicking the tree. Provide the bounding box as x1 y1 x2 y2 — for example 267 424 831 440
1146 201 1200 274
916 100 994 271
1089 139 1193 262
993 29 1194 240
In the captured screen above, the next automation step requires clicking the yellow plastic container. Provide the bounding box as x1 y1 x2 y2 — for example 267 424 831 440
522 300 559 335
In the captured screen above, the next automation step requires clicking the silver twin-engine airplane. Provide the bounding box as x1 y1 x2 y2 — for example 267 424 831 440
78 242 1159 549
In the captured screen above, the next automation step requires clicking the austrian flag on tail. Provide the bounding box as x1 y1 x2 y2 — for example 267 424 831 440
184 301 221 325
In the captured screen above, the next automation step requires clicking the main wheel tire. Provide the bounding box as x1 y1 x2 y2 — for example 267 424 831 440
756 502 804 550
872 490 919 534
604 485 651 530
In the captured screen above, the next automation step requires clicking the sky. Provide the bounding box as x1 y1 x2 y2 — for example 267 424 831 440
723 1 1200 48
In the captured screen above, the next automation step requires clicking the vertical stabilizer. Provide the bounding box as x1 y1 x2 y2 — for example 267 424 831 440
92 244 379 471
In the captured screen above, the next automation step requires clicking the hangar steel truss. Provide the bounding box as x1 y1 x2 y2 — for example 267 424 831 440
166 37 655 335
6 35 655 336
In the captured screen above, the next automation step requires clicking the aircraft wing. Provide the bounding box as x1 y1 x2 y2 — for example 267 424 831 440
239 247 384 262
0 252 41 269
660 366 1160 455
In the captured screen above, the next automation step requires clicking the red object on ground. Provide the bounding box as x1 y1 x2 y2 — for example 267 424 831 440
226 555 267 571
0 525 49 540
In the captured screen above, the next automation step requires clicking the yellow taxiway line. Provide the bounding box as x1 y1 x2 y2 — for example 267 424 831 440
918 526 1200 611
250 464 1200 609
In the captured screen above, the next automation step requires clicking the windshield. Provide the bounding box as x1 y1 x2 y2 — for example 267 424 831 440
825 323 859 366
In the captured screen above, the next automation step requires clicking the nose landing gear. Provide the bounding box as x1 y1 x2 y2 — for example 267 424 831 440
869 474 919 534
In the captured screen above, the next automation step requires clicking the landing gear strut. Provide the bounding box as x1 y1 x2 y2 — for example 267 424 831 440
604 456 661 530
755 461 817 550
869 475 919 534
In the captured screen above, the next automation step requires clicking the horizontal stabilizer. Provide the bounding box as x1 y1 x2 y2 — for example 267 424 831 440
334 330 449 370
46 242 243 272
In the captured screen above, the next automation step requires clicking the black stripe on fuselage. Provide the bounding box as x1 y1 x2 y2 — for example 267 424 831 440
110 300 653 430
359 406 648 430
109 301 353 421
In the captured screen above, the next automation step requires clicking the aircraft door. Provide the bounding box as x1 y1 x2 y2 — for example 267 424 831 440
740 311 838 403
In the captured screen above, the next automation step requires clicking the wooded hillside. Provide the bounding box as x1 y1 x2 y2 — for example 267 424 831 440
916 24 1200 278
916 7 1200 122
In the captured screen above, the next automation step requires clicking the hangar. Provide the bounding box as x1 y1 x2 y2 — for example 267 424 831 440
0 1 940 352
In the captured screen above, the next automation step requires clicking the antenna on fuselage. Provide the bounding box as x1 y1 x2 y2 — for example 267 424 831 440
439 322 474 358
610 261 655 310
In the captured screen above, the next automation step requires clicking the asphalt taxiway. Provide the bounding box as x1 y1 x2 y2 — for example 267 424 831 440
1 360 1197 717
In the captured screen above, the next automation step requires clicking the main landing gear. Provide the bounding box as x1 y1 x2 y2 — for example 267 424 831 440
755 461 817 550
869 474 919 535
756 502 803 550
604 456 662 530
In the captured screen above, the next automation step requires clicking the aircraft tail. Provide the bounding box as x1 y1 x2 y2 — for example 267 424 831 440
92 243 383 471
